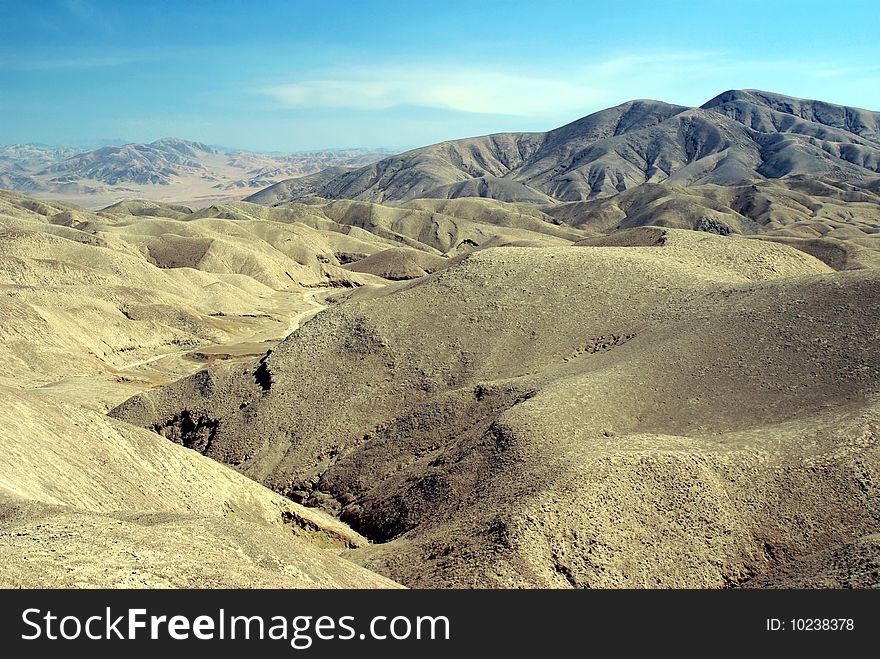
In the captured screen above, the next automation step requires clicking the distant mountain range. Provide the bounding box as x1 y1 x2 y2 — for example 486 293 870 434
247 90 880 205
0 138 392 208
3 92 880 590
5 90 879 211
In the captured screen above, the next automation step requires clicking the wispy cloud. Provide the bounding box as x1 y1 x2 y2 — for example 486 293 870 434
0 54 156 71
811 64 880 79
259 51 880 117
262 68 604 116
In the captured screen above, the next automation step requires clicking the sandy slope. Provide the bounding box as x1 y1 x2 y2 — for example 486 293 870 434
0 190 404 588
0 385 398 588
0 188 595 588
112 227 880 587
0 499 398 588
3 183 879 589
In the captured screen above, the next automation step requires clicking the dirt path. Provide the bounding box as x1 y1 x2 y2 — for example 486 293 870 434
36 287 331 412
116 289 327 370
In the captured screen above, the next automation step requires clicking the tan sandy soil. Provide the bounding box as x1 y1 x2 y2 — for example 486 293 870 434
3 179 880 589
112 227 880 587
0 190 403 587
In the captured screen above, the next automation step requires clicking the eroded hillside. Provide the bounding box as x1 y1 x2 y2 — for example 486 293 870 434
250 90 880 205
0 189 594 587
111 227 880 587
3 110 880 588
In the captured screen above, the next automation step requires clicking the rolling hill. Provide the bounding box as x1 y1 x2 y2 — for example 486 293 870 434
110 226 880 587
546 176 880 268
3 88 880 590
0 188 599 587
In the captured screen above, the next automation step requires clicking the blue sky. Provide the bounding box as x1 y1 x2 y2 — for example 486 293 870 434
1 0 879 151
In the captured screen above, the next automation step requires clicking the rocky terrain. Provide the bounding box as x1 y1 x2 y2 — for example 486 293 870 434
2 90 879 589
250 89 880 205
112 228 880 587
0 189 575 587
0 139 390 209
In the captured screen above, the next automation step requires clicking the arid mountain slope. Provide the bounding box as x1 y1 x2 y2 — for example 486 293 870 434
183 196 580 258
242 166 358 205
3 177 878 589
296 133 545 204
548 176 880 232
42 137 221 185
111 228 880 587
704 89 880 144
0 188 598 588
744 534 880 589
0 191 399 392
0 190 580 396
0 144 82 192
0 139 390 209
250 90 880 205
0 190 413 588
0 386 399 588
547 176 880 260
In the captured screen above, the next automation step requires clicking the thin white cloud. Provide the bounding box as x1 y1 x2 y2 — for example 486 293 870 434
259 52 880 117
25 56 141 70
262 69 605 116
811 64 880 79
0 53 158 71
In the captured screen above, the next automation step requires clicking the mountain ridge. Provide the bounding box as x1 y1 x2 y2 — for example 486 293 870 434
3 152 880 587
0 138 392 209
247 90 880 206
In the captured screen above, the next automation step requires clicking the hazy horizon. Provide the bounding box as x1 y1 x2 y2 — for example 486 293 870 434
2 0 879 152
0 136 404 154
